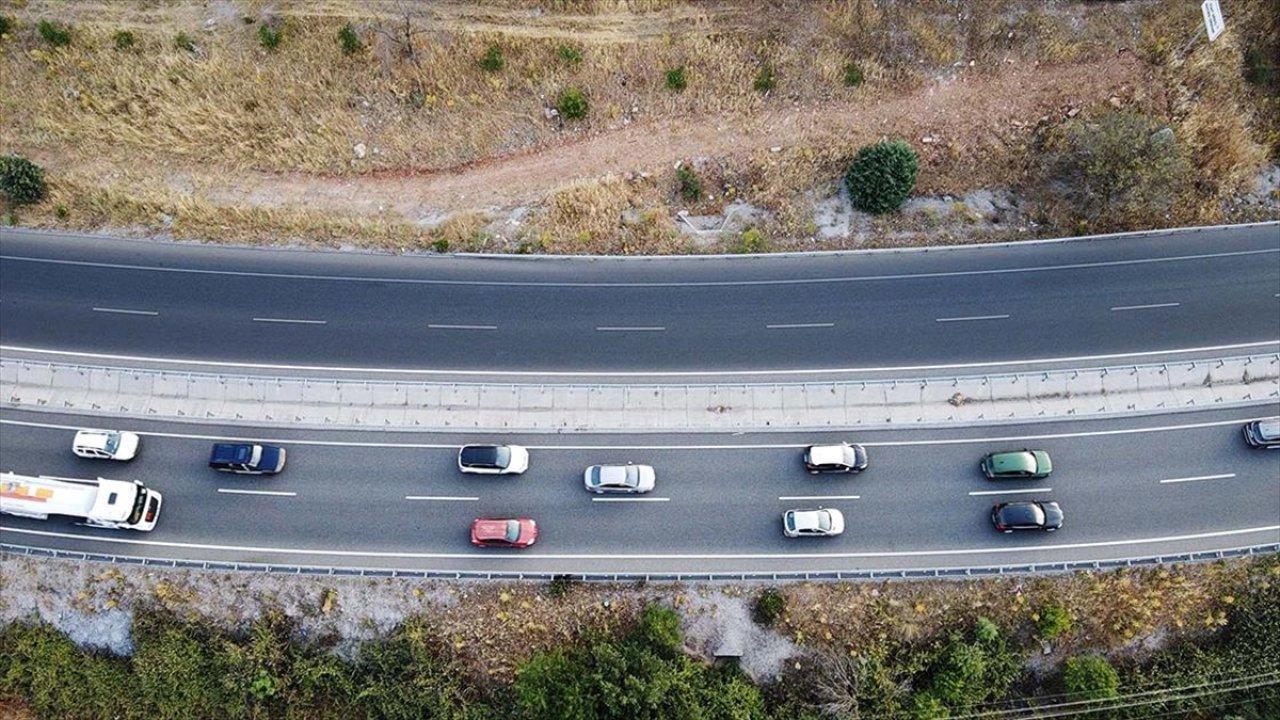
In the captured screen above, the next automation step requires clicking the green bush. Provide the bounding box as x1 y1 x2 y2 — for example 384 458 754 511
258 23 282 51
556 43 582 65
431 238 450 253
1062 655 1120 701
0 622 135 719
113 30 136 50
737 227 768 253
843 61 865 87
908 692 951 720
1036 604 1073 640
0 155 48 206
665 65 688 91
547 574 580 598
37 19 71 47
557 87 589 120
0 16 12 37
635 604 683 655
338 23 362 55
753 64 776 93
676 164 702 202
174 32 195 53
753 588 787 626
480 43 505 73
844 140 919 214
974 617 1001 644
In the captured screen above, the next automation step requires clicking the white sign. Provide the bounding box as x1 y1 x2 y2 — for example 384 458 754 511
1202 0 1225 42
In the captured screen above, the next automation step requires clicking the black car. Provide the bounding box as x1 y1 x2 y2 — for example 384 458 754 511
209 443 287 475
991 501 1063 533
1242 419 1280 449
803 443 869 474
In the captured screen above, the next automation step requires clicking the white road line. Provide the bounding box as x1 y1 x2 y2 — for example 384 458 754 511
591 497 671 502
252 317 327 325
3 524 1275 561
3 340 1275 377
2 245 1274 288
766 323 835 329
1110 302 1181 312
1158 473 1238 485
427 324 497 330
91 307 158 316
404 495 479 501
595 326 665 332
216 488 297 497
2 414 1275 450
778 495 861 501
968 488 1052 496
936 314 1010 323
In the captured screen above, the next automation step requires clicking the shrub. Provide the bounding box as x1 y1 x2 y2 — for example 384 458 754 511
37 19 71 47
431 238 449 253
258 23 282 51
843 61 865 87
480 43 504 73
974 617 1001 644
556 87 589 120
113 30 136 50
0 15 11 37
753 64 776 93
844 140 919 214
676 164 702 202
737 227 768 253
1062 655 1120 701
635 604 683 655
908 692 950 720
665 65 688 91
0 155 48 206
174 32 196 53
338 23 362 55
556 43 582 65
1037 604 1073 640
753 588 787 625
547 574 579 598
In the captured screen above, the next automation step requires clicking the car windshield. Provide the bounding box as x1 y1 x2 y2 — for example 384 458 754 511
504 520 521 543
103 433 120 454
785 513 796 532
249 445 263 466
818 513 832 531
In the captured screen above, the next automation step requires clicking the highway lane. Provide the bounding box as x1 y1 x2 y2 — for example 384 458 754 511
2 225 1278 375
3 407 1276 574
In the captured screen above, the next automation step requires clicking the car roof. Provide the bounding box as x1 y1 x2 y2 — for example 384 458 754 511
789 509 827 530
808 445 849 465
999 502 1045 525
210 443 252 462
460 445 502 465
74 430 112 449
1258 420 1280 438
990 451 1036 474
472 519 515 540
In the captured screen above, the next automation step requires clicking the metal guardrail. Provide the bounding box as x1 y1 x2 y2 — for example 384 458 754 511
4 542 1276 583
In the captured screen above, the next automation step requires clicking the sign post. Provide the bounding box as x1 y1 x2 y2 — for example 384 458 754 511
1201 0 1225 42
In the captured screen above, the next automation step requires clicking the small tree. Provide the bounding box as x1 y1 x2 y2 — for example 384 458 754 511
843 61 865 87
753 588 787 625
338 23 362 55
844 140 919 214
555 44 582 66
556 88 588 120
0 155 48 207
665 65 687 91
1037 604 1073 640
753 64 776 93
37 20 71 47
675 164 702 202
113 30 136 50
258 23 282 51
479 43 504 72
1062 655 1120 701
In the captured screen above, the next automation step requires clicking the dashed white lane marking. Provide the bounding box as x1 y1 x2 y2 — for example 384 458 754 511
217 488 297 497
778 494 861 501
968 488 1053 496
595 326 666 332
252 317 327 325
4 525 1276 561
428 324 497 331
766 323 835 329
91 307 158 316
1159 473 1238 485
935 314 1010 323
404 495 480 501
1111 302 1181 311
590 497 670 502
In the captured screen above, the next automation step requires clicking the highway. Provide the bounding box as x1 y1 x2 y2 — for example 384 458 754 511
2 408 1277 575
2 225 1278 375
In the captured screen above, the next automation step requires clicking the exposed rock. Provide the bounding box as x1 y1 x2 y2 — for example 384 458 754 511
353 143 367 159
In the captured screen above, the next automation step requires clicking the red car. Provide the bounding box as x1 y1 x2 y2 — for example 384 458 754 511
470 518 538 548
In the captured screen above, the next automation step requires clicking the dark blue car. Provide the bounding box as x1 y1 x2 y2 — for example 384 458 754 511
209 443 287 475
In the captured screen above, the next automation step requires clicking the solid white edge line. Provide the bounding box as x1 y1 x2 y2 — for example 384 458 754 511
1158 473 1239 484
1110 302 1181 311
590 497 670 502
968 488 1052 496
935 314 1010 323
252 317 327 325
3 340 1275 377
91 307 158 316
216 488 297 497
404 495 480 501
778 495 861 501
2 524 1275 560
1 414 1276 450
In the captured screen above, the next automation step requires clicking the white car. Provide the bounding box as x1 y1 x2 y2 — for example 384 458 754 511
457 445 529 475
583 463 656 494
72 429 140 461
782 508 845 537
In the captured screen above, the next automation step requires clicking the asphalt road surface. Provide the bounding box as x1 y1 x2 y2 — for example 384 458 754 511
2 225 1277 375
3 408 1276 575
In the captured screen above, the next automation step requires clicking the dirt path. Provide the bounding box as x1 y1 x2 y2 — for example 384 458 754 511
199 57 1140 221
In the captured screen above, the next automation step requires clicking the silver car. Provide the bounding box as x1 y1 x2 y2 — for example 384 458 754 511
782 508 845 537
583 463 656 494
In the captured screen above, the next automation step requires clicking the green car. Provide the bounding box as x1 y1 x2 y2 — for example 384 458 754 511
980 449 1052 480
